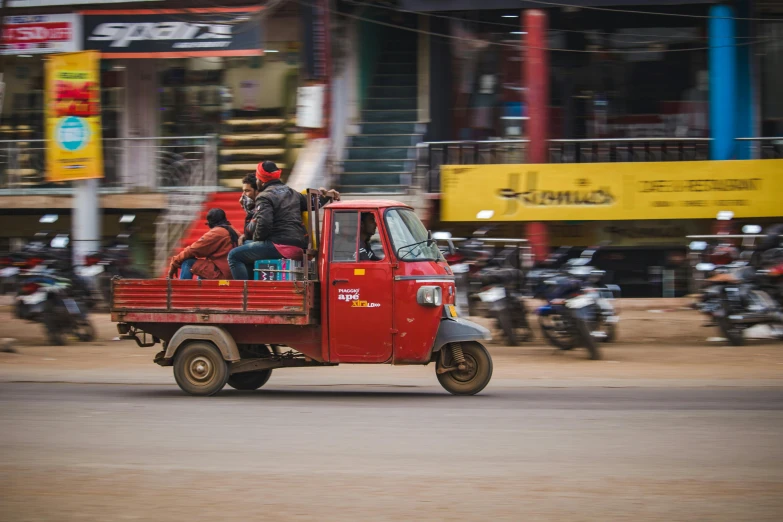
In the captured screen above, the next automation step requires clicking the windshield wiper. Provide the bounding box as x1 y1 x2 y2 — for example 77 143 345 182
397 239 435 260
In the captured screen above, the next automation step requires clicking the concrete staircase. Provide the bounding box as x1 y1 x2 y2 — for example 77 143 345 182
218 112 306 189
340 31 423 194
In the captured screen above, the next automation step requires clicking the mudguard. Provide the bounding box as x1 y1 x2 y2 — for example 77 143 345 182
432 317 491 353
164 325 241 362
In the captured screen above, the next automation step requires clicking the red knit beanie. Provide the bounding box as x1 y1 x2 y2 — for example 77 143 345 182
256 161 282 184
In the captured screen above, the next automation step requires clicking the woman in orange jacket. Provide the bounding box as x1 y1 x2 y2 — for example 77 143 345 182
168 208 240 280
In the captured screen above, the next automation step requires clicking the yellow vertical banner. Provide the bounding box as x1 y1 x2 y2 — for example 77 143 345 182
45 51 104 182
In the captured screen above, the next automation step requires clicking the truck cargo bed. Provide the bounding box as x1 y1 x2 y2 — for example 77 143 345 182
111 279 317 326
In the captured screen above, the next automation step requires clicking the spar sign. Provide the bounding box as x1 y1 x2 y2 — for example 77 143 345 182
45 51 104 182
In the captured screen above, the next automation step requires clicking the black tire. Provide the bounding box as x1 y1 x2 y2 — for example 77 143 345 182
44 316 67 346
574 316 602 360
436 342 493 396
227 370 273 391
13 301 24 319
717 315 745 346
602 322 617 343
173 342 229 396
498 308 518 346
539 313 576 350
98 274 113 308
76 319 96 342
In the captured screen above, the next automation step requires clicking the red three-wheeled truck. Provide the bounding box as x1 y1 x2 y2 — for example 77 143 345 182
112 191 493 396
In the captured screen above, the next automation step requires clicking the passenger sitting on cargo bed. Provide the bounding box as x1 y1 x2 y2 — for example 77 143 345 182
228 161 340 280
168 208 239 280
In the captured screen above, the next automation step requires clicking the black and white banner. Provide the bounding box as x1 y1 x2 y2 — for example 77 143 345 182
82 9 263 57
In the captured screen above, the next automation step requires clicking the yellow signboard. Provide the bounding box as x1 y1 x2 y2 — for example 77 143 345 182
441 160 783 222
45 51 104 182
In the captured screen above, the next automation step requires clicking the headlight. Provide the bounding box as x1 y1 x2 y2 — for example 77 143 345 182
417 286 442 306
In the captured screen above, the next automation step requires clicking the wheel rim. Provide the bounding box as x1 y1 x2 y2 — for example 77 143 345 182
543 316 575 343
186 355 215 386
451 353 479 383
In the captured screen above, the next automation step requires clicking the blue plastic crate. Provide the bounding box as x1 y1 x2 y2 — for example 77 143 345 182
254 259 281 281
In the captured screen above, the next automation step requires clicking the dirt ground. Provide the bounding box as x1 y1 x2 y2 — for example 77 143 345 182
1 298 782 386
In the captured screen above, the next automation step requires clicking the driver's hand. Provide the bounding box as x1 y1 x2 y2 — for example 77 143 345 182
167 264 178 279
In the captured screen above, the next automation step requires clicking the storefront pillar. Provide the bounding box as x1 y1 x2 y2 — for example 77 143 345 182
524 10 550 262
708 4 737 160
72 179 101 266
524 9 548 164
735 0 755 159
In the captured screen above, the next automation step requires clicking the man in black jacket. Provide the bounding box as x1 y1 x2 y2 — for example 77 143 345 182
228 161 339 280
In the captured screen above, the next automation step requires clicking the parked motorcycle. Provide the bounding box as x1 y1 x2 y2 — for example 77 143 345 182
529 249 621 360
15 267 96 345
696 262 783 346
475 267 533 345
80 244 149 308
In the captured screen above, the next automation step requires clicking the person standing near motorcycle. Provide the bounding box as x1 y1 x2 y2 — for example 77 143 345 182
168 209 239 280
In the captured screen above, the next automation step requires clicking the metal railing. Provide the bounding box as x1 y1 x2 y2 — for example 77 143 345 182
0 135 218 193
417 140 529 193
418 137 713 193
736 137 783 159
151 136 219 275
548 138 711 164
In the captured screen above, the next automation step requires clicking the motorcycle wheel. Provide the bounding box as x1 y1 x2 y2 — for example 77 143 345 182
498 309 518 346
717 315 744 346
76 319 96 342
14 301 25 320
43 316 67 346
98 273 113 308
574 316 602 360
601 322 618 343
538 313 576 350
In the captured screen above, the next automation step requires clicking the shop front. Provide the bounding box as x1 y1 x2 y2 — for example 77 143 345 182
0 14 88 186
417 2 713 145
438 159 783 297
80 7 303 188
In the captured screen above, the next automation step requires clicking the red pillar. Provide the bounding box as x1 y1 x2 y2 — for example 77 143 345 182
524 10 550 263
524 9 548 163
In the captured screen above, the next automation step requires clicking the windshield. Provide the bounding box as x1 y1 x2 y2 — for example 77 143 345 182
385 208 443 262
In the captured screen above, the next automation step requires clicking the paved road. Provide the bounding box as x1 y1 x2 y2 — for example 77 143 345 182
1 382 782 521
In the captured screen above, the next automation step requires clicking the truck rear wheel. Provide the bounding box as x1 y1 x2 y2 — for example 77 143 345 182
227 370 273 391
436 342 493 396
173 342 229 396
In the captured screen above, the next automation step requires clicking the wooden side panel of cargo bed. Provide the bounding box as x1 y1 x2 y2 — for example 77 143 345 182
112 279 309 315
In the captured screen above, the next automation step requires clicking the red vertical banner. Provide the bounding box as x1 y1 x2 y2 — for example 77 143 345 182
524 10 548 163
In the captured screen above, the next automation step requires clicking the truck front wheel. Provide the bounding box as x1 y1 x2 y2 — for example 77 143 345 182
436 342 493 396
173 342 229 396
